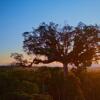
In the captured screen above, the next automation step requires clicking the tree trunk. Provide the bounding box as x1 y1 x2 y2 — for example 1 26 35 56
63 63 68 77
62 63 68 100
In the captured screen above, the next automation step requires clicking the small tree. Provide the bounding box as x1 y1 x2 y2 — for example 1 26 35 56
22 22 99 76
11 53 26 67
11 53 29 67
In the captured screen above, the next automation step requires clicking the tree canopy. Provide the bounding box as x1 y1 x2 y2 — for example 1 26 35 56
11 22 100 75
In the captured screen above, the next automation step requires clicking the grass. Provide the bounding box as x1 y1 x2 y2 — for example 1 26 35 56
0 66 100 100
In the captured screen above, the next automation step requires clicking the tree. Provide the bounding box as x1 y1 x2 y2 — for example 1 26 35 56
22 22 99 76
10 53 31 67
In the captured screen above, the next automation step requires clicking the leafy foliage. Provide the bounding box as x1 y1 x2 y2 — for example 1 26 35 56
11 53 28 67
22 22 99 75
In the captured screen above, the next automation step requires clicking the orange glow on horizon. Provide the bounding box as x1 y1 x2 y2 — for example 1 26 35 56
0 55 12 65
0 53 100 66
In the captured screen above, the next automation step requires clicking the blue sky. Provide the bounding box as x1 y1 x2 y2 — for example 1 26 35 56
0 0 100 64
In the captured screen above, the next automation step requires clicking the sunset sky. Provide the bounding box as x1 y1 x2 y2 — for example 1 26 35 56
0 0 100 64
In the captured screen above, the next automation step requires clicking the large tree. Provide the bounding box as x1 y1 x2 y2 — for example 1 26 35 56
22 22 99 76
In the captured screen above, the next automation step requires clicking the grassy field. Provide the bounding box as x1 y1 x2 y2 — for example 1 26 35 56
0 66 100 100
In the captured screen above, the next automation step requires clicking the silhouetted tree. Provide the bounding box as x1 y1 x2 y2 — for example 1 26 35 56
11 53 28 67
22 22 99 76
11 53 35 67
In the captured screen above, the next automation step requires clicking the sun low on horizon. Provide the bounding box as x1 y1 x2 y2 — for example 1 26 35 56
0 0 100 66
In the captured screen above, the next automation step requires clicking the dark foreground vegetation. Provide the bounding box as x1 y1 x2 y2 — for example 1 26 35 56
0 66 100 100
